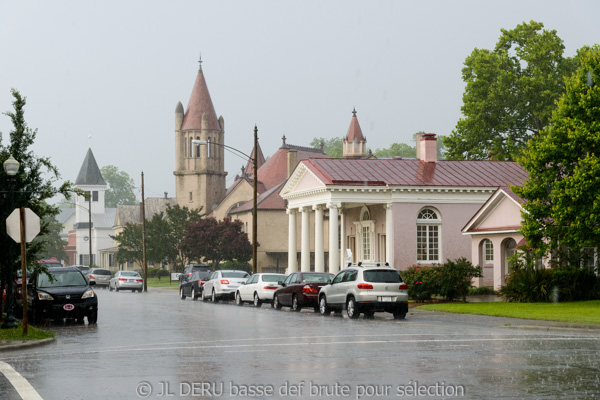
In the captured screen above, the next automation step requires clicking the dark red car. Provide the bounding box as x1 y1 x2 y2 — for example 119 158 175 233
273 272 334 312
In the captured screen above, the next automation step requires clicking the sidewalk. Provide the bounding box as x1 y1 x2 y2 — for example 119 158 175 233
0 337 55 351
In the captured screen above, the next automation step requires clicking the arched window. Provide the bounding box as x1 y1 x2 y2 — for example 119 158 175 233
189 137 193 157
416 207 441 263
196 136 200 157
207 137 212 158
353 206 375 262
484 239 493 262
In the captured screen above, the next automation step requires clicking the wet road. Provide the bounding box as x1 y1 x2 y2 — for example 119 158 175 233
0 287 599 400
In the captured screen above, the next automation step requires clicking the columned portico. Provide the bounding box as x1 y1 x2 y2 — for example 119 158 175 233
340 209 346 266
287 209 297 273
328 203 340 273
313 205 324 272
300 206 311 272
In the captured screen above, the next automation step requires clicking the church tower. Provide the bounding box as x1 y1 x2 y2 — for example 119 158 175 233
343 108 367 159
174 57 227 213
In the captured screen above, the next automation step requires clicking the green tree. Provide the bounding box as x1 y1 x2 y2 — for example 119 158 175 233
515 45 600 262
32 214 68 261
445 21 577 161
180 218 252 270
1 90 74 314
310 137 343 158
372 142 415 158
165 204 203 270
101 165 137 207
112 223 143 266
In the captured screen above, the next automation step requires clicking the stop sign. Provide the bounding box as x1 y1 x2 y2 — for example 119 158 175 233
6 208 40 243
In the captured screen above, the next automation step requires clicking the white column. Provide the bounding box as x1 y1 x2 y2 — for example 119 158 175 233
301 206 311 272
287 208 297 273
339 209 346 267
385 202 394 266
313 205 324 272
328 203 339 273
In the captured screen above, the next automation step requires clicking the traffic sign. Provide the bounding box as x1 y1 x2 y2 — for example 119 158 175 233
6 208 40 243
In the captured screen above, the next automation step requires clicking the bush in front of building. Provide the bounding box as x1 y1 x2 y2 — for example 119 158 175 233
437 257 483 302
401 264 441 302
500 266 599 302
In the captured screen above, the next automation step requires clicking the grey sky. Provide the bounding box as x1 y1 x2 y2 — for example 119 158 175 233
1 0 598 201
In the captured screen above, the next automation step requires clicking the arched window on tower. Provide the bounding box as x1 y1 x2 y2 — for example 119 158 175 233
416 207 441 263
196 136 200 157
189 137 193 157
207 137 212 158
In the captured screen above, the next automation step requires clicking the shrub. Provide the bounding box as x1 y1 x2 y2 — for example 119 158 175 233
437 258 482 302
468 286 496 296
499 266 599 302
401 264 441 302
221 260 252 273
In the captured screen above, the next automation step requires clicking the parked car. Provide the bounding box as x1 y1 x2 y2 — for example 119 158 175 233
21 266 98 324
37 258 63 268
202 270 250 302
70 265 91 275
179 270 212 300
273 272 334 312
86 268 112 288
109 271 143 292
318 263 409 319
235 273 286 307
179 263 211 284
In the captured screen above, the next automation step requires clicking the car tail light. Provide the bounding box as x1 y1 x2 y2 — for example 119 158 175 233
357 283 373 290
264 285 278 290
302 285 318 294
136 279 143 282
399 283 408 290
220 279 230 285
118 278 128 281
200 281 206 286
89 275 95 279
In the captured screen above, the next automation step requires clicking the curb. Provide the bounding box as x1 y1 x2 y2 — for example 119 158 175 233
0 337 56 352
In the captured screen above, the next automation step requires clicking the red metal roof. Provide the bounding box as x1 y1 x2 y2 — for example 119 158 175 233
182 70 221 131
345 109 365 142
303 158 527 188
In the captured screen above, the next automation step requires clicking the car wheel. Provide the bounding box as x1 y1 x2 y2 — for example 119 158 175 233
88 310 98 324
346 297 360 319
393 308 407 320
180 288 186 300
253 292 262 308
291 295 301 312
193 288 199 300
235 292 244 306
212 289 219 303
109 283 114 291
319 296 331 316
273 294 282 310
138 289 143 293
202 291 209 302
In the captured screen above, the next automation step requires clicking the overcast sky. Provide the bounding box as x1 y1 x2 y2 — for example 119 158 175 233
1 0 598 202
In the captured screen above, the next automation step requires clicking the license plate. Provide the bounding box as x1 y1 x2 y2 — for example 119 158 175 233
129 279 134 282
63 304 75 311
379 296 393 302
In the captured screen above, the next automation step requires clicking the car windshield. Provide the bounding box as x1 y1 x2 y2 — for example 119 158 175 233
121 271 140 277
197 271 212 280
222 271 249 278
303 273 334 283
364 270 401 283
262 274 284 282
38 270 87 288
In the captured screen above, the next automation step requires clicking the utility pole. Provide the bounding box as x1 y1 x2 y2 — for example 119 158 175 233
252 125 258 274
141 172 148 292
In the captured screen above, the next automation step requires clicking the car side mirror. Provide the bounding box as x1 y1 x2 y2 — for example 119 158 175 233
327 279 332 285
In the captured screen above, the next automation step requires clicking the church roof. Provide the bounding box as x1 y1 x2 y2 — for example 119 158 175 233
75 148 106 186
181 62 221 131
344 108 365 143
244 141 266 177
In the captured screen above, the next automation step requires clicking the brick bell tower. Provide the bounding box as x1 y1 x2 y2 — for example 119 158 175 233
174 57 227 213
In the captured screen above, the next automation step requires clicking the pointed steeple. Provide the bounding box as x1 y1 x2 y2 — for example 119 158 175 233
345 107 365 142
244 140 266 177
181 60 220 131
343 108 367 159
75 148 106 185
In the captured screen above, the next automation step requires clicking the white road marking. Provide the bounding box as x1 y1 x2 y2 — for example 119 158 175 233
0 361 43 400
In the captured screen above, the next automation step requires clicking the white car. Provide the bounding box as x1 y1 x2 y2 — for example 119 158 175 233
235 273 285 307
202 270 250 302
109 270 143 292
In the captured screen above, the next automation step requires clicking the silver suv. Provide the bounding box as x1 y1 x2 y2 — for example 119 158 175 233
318 263 409 319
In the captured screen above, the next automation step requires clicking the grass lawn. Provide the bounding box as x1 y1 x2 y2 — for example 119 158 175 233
418 300 600 326
145 277 179 288
0 319 55 341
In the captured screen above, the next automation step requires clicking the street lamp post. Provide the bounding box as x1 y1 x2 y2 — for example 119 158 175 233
2 155 20 329
192 125 259 274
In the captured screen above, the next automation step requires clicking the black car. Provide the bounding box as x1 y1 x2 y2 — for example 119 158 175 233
179 270 212 300
179 264 211 284
24 266 98 324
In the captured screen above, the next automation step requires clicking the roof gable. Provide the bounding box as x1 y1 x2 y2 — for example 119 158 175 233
462 187 523 234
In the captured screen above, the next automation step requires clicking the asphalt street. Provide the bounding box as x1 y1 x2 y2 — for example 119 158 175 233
0 287 598 400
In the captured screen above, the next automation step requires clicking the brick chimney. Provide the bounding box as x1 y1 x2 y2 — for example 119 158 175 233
287 150 298 178
419 133 437 163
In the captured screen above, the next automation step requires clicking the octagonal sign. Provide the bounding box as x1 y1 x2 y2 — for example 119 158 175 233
6 208 40 243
